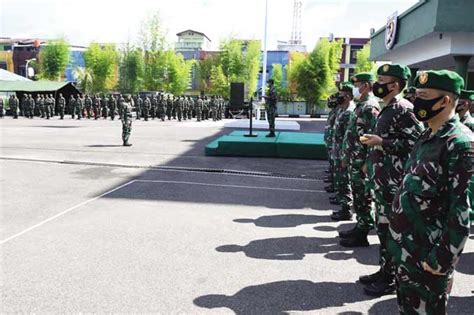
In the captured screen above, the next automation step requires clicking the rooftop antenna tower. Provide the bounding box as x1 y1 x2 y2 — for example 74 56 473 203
289 0 302 45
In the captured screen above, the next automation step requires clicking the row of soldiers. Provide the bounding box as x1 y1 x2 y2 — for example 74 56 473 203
324 64 473 314
0 94 66 119
134 94 226 122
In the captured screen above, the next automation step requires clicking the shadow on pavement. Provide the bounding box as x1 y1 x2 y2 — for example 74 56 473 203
194 280 377 314
233 214 330 228
216 236 341 260
324 245 379 267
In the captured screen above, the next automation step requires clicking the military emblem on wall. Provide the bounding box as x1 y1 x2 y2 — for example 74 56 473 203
385 11 398 50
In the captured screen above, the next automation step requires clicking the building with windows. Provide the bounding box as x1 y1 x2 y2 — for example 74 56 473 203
175 30 212 52
370 0 474 89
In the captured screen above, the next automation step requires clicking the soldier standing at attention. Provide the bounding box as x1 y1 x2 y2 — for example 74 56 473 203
143 95 151 121
10 95 19 119
264 79 278 137
136 94 143 120
49 94 56 117
75 94 83 120
108 94 117 121
456 90 474 131
323 93 339 193
0 97 4 118
58 93 66 120
339 73 380 246
330 82 355 221
68 95 76 119
84 95 92 119
360 64 425 297
121 95 133 147
388 70 473 314
101 94 108 119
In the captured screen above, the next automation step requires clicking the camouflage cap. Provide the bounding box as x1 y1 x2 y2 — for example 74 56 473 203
414 70 464 95
377 63 411 80
460 89 474 101
351 72 375 83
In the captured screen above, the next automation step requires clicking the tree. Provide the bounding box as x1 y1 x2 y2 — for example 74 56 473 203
38 39 70 81
163 51 194 95
243 40 261 98
197 54 220 93
287 52 306 99
118 43 144 94
327 39 343 95
272 64 283 95
74 67 93 95
84 43 118 93
219 38 245 83
296 39 332 112
355 44 376 74
210 65 229 98
140 12 167 91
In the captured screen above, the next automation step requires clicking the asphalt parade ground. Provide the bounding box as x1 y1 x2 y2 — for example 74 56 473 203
1 117 472 314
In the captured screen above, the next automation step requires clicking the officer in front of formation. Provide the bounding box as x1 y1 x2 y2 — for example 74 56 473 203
388 70 473 314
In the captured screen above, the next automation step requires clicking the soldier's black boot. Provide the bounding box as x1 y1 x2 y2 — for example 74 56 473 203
123 142 132 147
363 275 396 297
325 185 335 193
359 269 383 285
330 209 352 221
266 132 276 138
338 225 357 238
339 229 370 247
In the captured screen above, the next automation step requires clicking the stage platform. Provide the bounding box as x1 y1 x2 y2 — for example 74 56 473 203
205 131 328 160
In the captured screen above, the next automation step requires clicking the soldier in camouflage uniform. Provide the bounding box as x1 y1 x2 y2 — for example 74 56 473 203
360 64 425 296
21 95 28 117
26 94 35 119
108 95 117 120
68 95 76 119
44 95 51 119
9 95 19 119
151 95 158 120
142 96 151 121
121 95 133 146
324 93 340 193
176 96 184 122
58 93 66 120
0 97 4 118
84 95 92 119
404 86 417 104
196 96 204 122
93 95 101 120
49 94 56 117
339 73 380 246
330 82 355 221
202 96 209 120
388 70 473 315
456 90 474 132
264 80 278 137
135 95 143 120
165 95 172 120
158 94 166 121
188 96 194 120
75 94 83 120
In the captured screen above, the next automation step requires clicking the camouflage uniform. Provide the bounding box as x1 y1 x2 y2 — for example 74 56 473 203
121 97 133 146
196 97 203 122
166 96 173 120
341 95 380 231
108 95 117 120
460 111 474 132
84 95 92 119
367 98 424 279
58 95 66 119
176 97 184 122
69 96 76 119
324 105 340 185
136 96 143 120
332 101 355 210
266 86 278 135
388 116 473 314
143 96 151 121
10 95 19 119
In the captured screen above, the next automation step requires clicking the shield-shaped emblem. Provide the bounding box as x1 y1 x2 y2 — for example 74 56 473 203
385 11 398 50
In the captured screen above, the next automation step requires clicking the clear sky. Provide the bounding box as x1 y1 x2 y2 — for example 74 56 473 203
1 0 419 50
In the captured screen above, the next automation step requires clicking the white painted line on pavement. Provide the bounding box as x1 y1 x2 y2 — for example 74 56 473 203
135 179 326 193
0 180 137 245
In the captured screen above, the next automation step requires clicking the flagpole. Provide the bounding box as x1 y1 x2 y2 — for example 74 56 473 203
261 0 268 99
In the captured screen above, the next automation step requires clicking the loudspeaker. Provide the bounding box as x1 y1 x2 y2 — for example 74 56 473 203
230 82 244 107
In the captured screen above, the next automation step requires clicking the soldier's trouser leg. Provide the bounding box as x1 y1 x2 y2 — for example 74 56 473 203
374 188 397 278
122 121 132 144
395 265 452 315
60 108 64 119
350 164 374 232
267 108 276 134
336 163 352 210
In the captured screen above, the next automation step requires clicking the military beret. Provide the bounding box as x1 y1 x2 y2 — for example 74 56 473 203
377 63 411 80
460 90 474 101
414 70 465 95
351 72 376 83
339 81 354 92
405 86 416 94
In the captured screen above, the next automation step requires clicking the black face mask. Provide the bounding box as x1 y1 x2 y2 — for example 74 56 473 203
413 96 445 121
336 95 345 105
373 81 395 99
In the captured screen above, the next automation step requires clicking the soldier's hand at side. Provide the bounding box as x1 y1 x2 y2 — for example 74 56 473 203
361 164 368 174
360 134 383 146
422 261 446 276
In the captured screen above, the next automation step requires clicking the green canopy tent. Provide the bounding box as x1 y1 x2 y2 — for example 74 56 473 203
0 80 81 99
